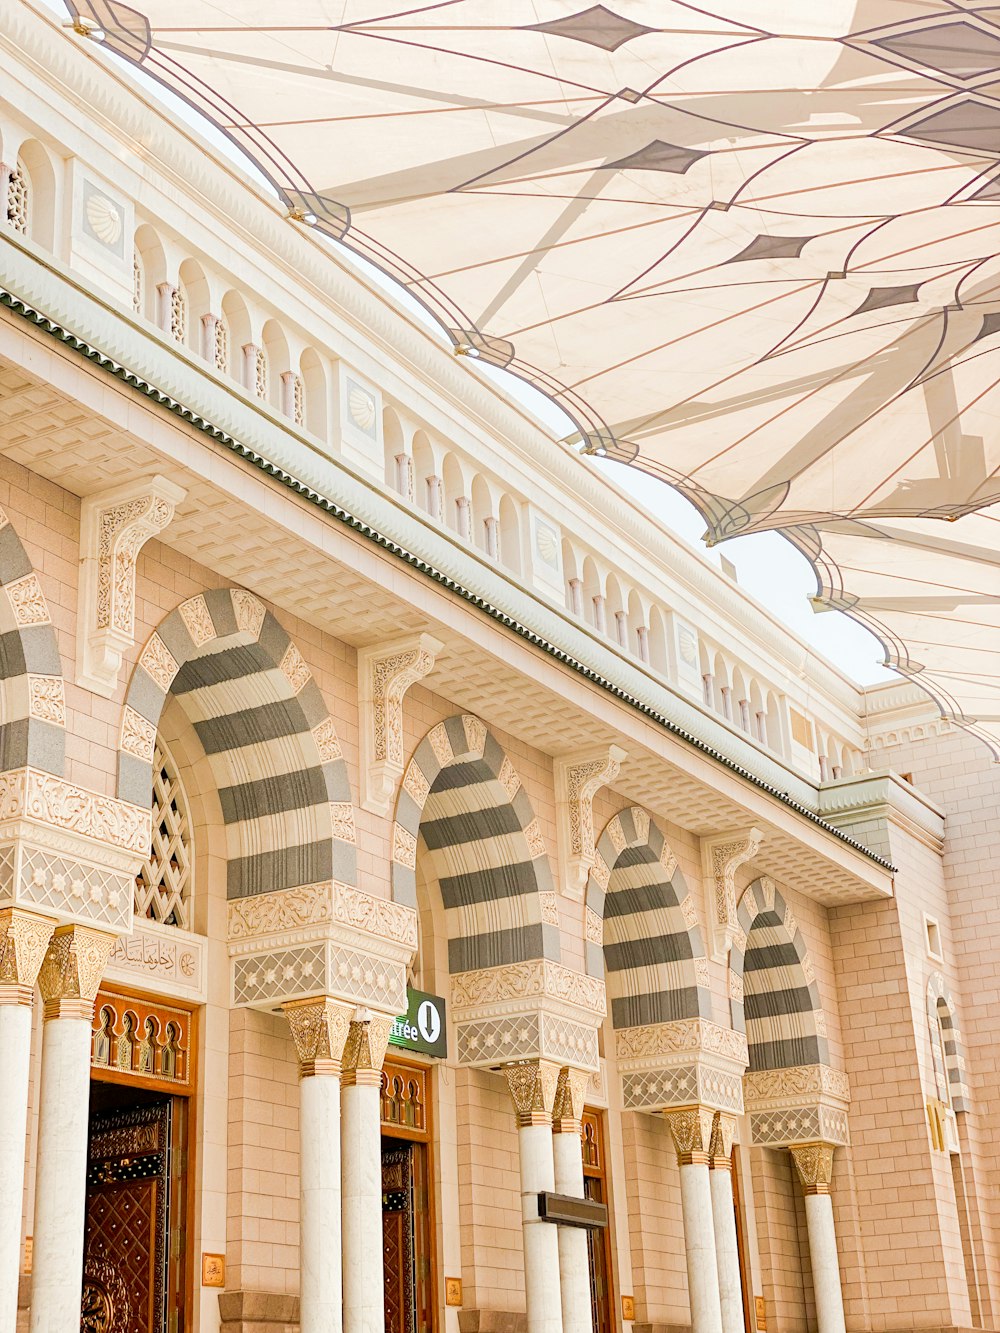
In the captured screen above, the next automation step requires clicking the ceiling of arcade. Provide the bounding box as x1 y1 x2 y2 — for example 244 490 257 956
56 0 1000 759
0 343 888 905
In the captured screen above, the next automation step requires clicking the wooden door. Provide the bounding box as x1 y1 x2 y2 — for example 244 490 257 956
81 1102 172 1333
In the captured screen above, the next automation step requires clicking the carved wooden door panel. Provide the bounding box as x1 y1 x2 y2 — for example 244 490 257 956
82 1103 171 1333
382 1143 415 1333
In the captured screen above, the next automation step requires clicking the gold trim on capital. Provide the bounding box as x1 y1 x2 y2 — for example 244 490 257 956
504 1058 561 1128
284 997 353 1078
37 925 115 1020
708 1111 737 1170
0 908 57 1004
789 1141 836 1195
552 1065 590 1135
664 1104 716 1166
341 1014 395 1087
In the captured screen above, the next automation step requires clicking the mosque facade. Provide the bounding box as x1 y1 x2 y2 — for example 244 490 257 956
1 9 999 1333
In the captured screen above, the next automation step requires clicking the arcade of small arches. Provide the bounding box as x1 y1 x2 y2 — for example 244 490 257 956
0 522 970 1333
1 128 865 787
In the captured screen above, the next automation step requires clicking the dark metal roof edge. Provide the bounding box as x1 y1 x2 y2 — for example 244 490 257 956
0 289 897 876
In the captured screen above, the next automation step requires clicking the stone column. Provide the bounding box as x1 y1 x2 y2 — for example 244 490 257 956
552 1067 593 1333
708 1113 745 1333
504 1059 564 1333
285 998 354 1333
341 1013 394 1333
0 910 55 1333
790 1143 846 1333
664 1106 724 1333
29 925 115 1333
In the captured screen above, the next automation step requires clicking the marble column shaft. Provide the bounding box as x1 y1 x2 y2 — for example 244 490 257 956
790 1144 846 1333
708 1115 745 1333
505 1060 564 1333
0 910 54 1333
29 925 114 1333
285 998 354 1333
665 1106 724 1333
342 1014 394 1333
552 1068 594 1333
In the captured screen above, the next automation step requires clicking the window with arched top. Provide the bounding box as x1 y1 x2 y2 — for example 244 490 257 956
135 740 192 928
6 162 28 235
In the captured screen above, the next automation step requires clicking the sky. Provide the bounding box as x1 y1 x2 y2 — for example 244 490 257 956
60 8 893 688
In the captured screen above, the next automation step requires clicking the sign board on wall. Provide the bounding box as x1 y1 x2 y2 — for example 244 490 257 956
388 988 447 1059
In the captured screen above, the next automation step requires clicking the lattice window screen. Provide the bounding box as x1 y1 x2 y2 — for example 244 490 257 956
254 347 269 399
6 164 28 234
292 374 304 426
170 286 187 344
135 741 192 928
133 253 144 314
214 316 229 373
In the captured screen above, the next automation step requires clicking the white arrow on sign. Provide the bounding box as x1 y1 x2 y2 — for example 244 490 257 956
417 999 441 1045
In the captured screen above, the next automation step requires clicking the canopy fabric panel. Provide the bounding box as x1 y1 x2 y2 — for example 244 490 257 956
800 507 1000 757
65 0 1000 756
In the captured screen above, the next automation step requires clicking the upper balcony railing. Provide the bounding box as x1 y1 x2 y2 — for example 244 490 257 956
0 81 867 790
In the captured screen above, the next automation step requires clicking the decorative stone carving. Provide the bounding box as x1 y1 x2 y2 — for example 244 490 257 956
77 476 185 696
284 996 353 1077
552 1065 590 1134
451 960 605 1072
0 907 57 1005
27 675 66 726
0 767 150 854
450 959 606 1014
709 1111 737 1169
342 1012 395 1086
742 1061 851 1148
358 633 441 815
701 827 763 961
790 1141 836 1195
749 1105 850 1149
664 1104 716 1165
104 920 207 1003
615 1019 748 1116
555 746 626 900
38 924 115 1019
504 1058 561 1127
228 881 416 1013
743 1063 851 1106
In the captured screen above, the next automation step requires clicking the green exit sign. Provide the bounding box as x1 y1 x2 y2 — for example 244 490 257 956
388 988 447 1059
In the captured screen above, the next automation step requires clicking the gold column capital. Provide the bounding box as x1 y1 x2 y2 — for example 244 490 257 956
504 1058 562 1128
552 1065 591 1135
37 924 115 1020
790 1141 837 1195
341 1012 395 1088
708 1110 738 1170
663 1104 716 1166
0 908 57 1006
284 997 354 1078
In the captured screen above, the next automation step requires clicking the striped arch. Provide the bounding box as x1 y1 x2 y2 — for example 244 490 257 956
0 509 65 775
927 973 969 1112
729 878 828 1071
391 714 559 973
584 807 712 1029
117 588 355 897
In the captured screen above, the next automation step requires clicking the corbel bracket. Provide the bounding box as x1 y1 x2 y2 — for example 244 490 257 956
358 633 442 816
77 476 185 696
702 827 763 961
555 745 626 900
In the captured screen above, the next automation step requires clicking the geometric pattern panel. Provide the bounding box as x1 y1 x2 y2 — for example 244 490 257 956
117 588 356 897
134 740 192 927
749 1103 850 1148
585 807 712 1029
729 878 829 1072
392 714 559 973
